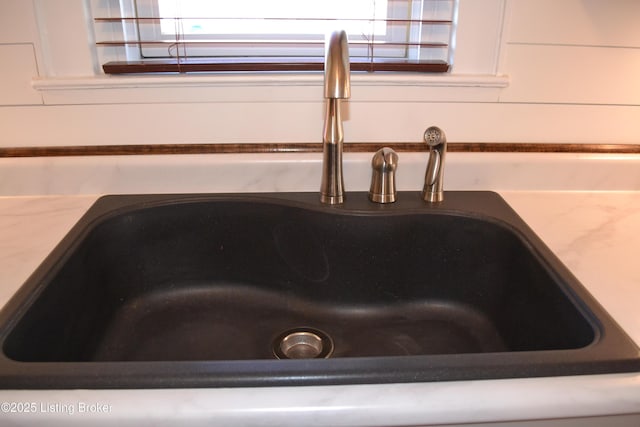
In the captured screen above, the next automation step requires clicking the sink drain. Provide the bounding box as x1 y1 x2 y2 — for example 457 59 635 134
273 327 334 359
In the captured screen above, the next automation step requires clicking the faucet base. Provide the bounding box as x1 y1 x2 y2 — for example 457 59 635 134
423 191 444 203
320 139 344 204
320 194 345 205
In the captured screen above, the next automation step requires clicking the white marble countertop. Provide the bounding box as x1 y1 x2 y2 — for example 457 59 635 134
0 153 639 426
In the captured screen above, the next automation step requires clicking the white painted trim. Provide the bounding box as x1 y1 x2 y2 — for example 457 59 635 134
31 73 510 91
30 73 509 105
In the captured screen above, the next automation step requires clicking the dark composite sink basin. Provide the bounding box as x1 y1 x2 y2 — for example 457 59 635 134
0 191 638 388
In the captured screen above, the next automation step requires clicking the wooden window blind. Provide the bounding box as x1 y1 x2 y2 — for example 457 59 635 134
92 0 457 74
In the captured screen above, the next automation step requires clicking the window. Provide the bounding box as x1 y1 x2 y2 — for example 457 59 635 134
92 0 457 74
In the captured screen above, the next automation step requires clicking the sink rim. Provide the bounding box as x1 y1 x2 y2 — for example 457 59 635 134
0 191 638 389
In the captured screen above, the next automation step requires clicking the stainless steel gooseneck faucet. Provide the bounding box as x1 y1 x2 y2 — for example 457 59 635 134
320 30 351 205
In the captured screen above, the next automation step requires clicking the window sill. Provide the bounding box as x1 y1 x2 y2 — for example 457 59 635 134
31 73 509 105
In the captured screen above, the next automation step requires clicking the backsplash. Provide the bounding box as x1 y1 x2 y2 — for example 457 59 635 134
2 152 640 196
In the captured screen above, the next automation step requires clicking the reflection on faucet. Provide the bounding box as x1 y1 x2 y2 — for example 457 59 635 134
320 30 351 205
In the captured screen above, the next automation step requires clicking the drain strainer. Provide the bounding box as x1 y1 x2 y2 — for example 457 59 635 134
272 327 334 359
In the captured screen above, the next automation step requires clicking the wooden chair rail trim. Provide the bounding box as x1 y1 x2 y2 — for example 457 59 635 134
1 143 639 158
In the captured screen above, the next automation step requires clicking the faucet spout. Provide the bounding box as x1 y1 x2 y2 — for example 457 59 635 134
320 30 351 205
324 31 351 99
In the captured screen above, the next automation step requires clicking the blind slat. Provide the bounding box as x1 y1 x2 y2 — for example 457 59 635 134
96 40 450 48
95 17 453 25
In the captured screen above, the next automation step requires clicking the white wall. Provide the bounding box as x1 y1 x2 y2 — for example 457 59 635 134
0 0 639 147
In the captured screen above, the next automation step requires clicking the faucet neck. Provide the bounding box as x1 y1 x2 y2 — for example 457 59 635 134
320 99 345 204
323 98 344 145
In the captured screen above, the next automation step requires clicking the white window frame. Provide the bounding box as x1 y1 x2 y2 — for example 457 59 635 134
30 0 509 105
